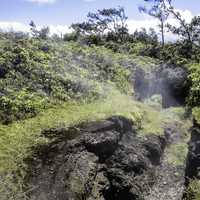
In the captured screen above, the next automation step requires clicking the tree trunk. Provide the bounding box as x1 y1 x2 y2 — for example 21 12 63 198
161 20 165 48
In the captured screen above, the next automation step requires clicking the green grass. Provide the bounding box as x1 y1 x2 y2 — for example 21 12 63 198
164 107 192 166
0 89 144 199
193 107 200 124
0 89 192 199
138 106 190 137
0 90 142 174
185 179 200 200
166 142 189 166
138 106 192 166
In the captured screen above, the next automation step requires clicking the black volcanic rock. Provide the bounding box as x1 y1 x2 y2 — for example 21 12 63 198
26 116 166 200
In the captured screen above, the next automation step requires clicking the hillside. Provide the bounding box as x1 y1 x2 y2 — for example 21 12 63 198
0 22 200 199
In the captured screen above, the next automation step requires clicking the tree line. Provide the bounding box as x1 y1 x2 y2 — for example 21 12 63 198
1 0 200 63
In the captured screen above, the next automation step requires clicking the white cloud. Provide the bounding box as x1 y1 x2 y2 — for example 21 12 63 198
0 22 30 33
25 0 57 4
0 9 197 41
0 21 72 36
127 9 195 41
49 25 72 35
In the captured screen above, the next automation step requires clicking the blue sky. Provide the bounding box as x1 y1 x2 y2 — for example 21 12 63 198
0 0 199 37
1 0 199 25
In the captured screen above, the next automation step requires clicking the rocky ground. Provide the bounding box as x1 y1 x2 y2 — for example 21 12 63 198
26 116 166 200
144 123 188 200
24 64 193 200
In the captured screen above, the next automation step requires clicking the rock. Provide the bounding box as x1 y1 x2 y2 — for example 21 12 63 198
159 66 189 107
83 130 120 159
27 116 166 200
161 66 188 96
66 151 98 199
143 135 166 165
0 65 7 78
185 121 200 185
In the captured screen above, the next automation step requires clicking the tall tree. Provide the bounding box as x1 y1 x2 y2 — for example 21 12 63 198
167 8 200 45
139 0 171 47
71 7 128 42
29 20 50 39
134 28 158 45
38 27 50 39
29 20 38 37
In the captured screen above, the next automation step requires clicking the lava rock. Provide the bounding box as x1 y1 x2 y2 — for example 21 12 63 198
27 116 166 200
185 121 200 185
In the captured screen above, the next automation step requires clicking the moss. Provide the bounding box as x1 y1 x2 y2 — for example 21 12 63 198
185 179 200 200
164 107 192 166
138 106 192 138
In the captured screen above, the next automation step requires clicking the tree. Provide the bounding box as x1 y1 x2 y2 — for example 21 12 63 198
166 7 200 58
139 0 172 47
29 20 50 39
71 7 128 43
149 27 159 44
38 27 50 39
133 28 158 45
29 20 38 37
71 22 96 35
167 9 200 45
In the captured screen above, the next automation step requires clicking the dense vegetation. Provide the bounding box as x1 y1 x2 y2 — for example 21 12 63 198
0 38 133 124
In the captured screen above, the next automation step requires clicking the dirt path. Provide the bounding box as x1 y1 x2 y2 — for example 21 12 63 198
144 119 190 200
144 154 185 200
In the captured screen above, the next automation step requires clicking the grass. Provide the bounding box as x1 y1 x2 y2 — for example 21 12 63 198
0 89 144 199
0 89 193 199
166 142 189 166
193 107 200 124
185 179 200 200
138 106 190 137
0 90 143 174
138 106 192 166
164 107 192 166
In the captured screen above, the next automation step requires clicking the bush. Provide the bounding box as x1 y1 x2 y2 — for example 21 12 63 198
0 39 134 123
0 89 48 124
63 32 79 42
185 179 200 200
187 63 200 107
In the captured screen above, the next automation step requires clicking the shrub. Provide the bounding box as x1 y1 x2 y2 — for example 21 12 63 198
0 89 48 124
185 179 200 200
187 63 200 107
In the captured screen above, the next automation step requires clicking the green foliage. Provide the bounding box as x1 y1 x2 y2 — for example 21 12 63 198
160 42 189 65
192 107 200 124
71 7 128 43
0 90 143 199
0 38 135 124
0 89 48 124
185 179 200 200
166 142 189 166
63 32 79 42
187 63 200 107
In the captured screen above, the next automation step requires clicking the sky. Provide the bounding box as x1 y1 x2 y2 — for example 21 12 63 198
0 0 200 39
